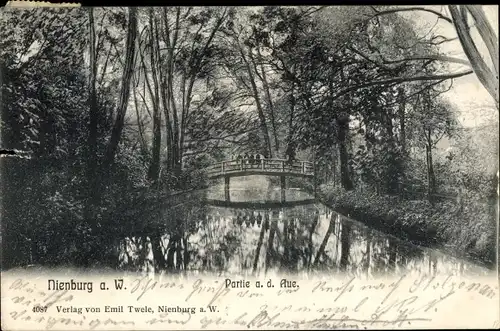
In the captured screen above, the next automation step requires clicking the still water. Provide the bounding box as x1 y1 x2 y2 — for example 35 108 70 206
121 176 491 278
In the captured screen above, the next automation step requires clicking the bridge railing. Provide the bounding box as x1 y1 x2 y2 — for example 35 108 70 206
205 158 314 177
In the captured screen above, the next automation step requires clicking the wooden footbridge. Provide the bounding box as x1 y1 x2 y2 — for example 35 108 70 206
205 158 315 202
206 158 314 179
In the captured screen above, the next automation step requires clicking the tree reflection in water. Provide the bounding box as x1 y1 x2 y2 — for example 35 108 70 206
116 194 489 278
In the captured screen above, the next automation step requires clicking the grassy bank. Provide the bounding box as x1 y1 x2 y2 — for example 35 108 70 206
291 179 496 268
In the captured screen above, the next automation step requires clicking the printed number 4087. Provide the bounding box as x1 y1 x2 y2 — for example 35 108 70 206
32 305 47 313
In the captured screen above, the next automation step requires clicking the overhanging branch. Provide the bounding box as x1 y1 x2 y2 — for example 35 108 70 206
382 55 471 67
332 70 473 100
368 6 453 24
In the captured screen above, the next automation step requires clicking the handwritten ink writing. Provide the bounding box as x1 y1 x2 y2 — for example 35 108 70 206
185 279 230 306
129 276 184 301
2 273 498 330
145 312 191 326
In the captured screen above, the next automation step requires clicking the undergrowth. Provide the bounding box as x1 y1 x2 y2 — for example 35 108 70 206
290 177 497 268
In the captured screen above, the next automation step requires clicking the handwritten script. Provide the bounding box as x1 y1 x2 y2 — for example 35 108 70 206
1 271 498 330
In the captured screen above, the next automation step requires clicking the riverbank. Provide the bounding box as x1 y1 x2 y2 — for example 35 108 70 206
289 179 496 269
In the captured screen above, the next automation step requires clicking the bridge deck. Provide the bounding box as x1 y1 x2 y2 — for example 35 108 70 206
206 159 314 179
206 198 317 209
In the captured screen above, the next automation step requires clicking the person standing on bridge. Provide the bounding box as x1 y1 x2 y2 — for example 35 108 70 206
249 153 255 168
285 142 296 168
255 153 262 168
236 153 243 169
243 152 250 165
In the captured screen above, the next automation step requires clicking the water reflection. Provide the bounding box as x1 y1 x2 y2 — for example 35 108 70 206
186 203 487 278
118 180 490 278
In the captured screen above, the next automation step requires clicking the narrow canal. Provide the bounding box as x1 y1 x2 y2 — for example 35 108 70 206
174 175 492 278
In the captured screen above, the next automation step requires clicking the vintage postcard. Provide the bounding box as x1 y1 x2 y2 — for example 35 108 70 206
1 4 499 330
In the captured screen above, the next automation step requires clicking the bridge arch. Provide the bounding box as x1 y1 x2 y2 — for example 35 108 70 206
205 158 314 179
204 158 315 202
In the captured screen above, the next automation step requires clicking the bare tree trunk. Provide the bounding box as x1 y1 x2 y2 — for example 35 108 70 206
151 232 166 273
379 100 400 194
397 87 409 197
288 220 298 272
425 133 437 202
265 219 278 273
337 68 354 191
337 114 353 191
132 82 149 156
82 7 102 268
86 7 99 206
165 236 176 271
398 87 407 155
281 219 289 270
146 9 162 182
255 51 280 155
175 237 183 270
339 218 351 271
307 213 319 269
286 81 296 155
136 236 149 272
332 147 338 186
238 44 273 157
449 5 499 107
314 214 335 267
103 7 137 168
252 221 266 274
159 8 177 174
465 6 498 77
